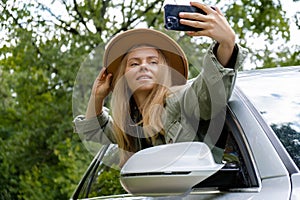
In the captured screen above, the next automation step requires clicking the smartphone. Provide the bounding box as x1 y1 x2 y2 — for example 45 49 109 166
164 4 207 31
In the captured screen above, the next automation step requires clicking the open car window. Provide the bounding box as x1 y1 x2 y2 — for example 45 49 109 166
73 144 125 199
192 107 259 191
72 107 260 199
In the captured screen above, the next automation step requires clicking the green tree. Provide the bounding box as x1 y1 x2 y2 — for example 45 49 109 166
0 0 299 199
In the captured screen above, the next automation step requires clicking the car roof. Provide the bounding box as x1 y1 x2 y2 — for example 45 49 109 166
237 65 300 79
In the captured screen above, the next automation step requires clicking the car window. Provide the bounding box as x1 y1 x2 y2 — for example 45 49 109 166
74 145 126 199
193 108 259 190
73 108 259 199
237 67 300 169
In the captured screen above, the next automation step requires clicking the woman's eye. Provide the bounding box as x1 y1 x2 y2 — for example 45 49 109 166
150 61 158 65
130 62 139 67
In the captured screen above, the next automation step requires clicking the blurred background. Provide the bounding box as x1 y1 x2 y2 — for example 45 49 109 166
0 0 299 199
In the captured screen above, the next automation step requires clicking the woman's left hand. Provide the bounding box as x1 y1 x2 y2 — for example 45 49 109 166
179 2 236 66
179 2 235 45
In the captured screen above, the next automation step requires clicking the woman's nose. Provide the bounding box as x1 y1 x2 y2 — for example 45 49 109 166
139 62 149 71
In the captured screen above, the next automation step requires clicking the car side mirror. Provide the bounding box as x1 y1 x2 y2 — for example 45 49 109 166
120 142 224 196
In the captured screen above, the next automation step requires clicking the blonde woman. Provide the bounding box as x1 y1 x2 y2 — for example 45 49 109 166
74 2 248 166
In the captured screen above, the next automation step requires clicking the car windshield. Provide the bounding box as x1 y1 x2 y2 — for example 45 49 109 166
236 67 300 169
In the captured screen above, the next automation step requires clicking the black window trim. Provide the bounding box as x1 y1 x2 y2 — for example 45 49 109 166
226 106 261 189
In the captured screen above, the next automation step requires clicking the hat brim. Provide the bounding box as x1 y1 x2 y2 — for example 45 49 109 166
103 28 188 85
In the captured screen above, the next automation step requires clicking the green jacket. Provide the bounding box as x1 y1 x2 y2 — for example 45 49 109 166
73 42 248 161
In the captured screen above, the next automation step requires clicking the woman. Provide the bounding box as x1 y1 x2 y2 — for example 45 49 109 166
74 2 248 166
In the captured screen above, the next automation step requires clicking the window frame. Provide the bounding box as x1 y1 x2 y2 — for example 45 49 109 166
191 106 261 193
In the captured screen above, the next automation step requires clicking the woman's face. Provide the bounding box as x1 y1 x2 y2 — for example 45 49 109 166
124 46 160 93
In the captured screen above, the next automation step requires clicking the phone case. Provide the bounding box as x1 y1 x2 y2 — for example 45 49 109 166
164 4 206 31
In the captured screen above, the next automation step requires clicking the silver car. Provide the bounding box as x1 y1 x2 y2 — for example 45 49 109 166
71 66 300 200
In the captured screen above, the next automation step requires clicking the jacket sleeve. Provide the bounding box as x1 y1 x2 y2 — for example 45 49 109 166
176 42 248 120
73 107 117 144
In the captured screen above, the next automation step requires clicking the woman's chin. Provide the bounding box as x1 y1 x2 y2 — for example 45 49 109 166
134 83 155 93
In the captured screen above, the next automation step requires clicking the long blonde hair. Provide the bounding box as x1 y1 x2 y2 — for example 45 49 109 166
110 45 172 164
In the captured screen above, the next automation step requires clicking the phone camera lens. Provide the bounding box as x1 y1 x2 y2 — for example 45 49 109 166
166 22 173 28
166 16 178 29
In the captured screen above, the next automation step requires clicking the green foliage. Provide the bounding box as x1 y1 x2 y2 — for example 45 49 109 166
225 0 292 68
90 166 126 197
17 137 92 200
272 124 300 168
227 0 290 41
0 0 299 199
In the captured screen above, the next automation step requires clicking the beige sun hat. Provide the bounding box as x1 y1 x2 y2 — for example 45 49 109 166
103 28 188 85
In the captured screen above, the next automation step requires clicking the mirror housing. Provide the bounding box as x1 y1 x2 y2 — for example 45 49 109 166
120 142 224 196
